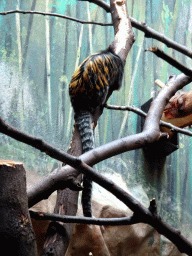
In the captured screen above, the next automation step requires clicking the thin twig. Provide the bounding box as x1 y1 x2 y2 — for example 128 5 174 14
30 210 138 226
0 10 112 26
135 19 192 58
146 47 192 76
105 103 192 137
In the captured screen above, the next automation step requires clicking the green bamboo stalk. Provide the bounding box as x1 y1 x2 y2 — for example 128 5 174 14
45 0 52 125
66 24 84 138
16 0 22 76
22 0 37 71
87 2 93 54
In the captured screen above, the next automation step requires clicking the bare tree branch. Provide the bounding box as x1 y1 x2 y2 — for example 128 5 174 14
16 65 192 256
40 0 135 253
109 0 135 64
105 103 192 137
0 117 80 167
88 0 192 58
135 19 192 58
30 210 138 226
146 47 192 76
1 61 192 255
0 10 112 26
155 79 166 88
0 71 191 209
1 7 192 59
0 71 188 208
29 158 192 255
26 72 191 208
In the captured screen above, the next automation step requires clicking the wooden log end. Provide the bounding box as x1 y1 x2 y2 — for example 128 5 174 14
0 159 24 167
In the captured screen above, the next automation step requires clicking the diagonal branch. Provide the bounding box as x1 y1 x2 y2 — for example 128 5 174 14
0 71 191 210
27 72 192 206
1 67 192 254
105 103 192 137
146 47 192 76
0 117 80 167
88 0 192 58
135 19 192 58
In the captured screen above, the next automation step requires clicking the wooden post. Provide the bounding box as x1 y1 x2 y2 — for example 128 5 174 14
0 160 37 256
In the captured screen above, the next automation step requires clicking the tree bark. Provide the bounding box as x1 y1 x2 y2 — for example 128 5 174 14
0 160 37 256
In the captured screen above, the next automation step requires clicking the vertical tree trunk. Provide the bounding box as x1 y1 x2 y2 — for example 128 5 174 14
0 160 37 256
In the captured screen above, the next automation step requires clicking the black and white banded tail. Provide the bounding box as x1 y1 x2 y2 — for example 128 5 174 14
75 110 94 217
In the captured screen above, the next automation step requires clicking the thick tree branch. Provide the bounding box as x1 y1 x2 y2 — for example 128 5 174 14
0 72 190 208
0 72 189 206
109 0 135 64
1 69 192 254
27 72 192 203
30 160 192 255
0 117 81 167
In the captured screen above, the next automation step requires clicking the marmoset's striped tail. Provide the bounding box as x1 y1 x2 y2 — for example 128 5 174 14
75 110 94 217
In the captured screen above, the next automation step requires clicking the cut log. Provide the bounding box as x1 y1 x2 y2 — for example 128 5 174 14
0 160 37 256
